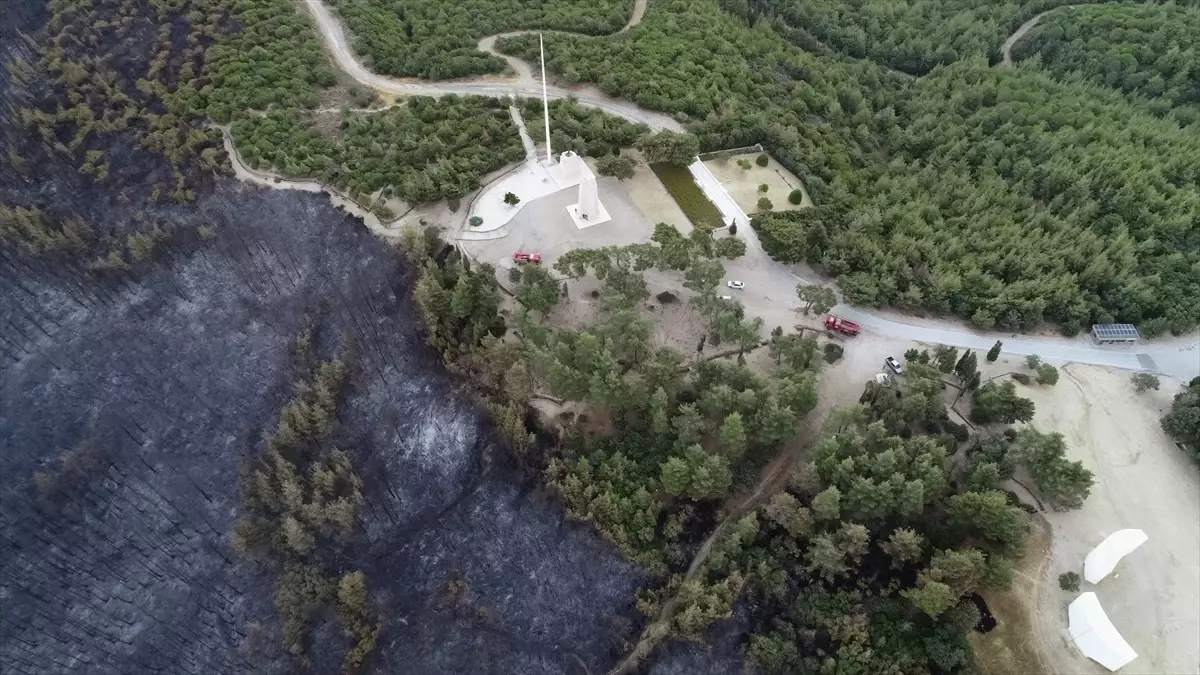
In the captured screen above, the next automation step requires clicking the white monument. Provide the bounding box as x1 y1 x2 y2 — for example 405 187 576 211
538 34 611 228
558 151 610 228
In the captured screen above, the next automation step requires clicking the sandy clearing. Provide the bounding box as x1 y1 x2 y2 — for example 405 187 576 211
702 155 813 213
1001 365 1200 675
624 155 694 235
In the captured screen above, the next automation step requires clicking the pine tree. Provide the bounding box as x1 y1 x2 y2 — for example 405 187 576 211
986 340 1002 362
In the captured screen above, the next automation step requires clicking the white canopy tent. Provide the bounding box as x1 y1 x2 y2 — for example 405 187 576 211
1084 529 1148 584
1068 592 1138 671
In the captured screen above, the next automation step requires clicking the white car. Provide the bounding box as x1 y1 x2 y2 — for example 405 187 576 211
719 295 733 300
726 280 745 290
885 357 903 375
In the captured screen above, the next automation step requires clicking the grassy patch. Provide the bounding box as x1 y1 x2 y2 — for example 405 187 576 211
649 163 724 229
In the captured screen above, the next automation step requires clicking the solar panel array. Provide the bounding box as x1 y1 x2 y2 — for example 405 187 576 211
1091 323 1140 340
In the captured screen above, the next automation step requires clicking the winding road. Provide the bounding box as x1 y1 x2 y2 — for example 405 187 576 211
301 0 682 132
1001 5 1087 66
288 0 1199 381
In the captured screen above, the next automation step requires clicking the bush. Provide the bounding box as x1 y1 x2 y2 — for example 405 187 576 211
758 183 769 193
469 216 484 227
1131 373 1160 392
503 192 520 206
656 291 679 304
788 189 803 205
1035 363 1059 386
1059 572 1081 592
596 155 637 180
823 343 844 363
756 153 769 167
1011 373 1031 385
757 197 773 212
508 267 523 283
736 158 751 170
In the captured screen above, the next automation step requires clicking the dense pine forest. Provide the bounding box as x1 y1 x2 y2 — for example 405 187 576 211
1012 2 1200 121
502 0 1200 335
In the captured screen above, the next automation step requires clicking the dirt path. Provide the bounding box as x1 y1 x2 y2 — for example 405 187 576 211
1001 5 1091 66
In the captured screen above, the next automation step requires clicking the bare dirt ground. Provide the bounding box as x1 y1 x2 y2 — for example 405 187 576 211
991 365 1200 675
625 154 694 235
971 516 1055 675
702 155 813 213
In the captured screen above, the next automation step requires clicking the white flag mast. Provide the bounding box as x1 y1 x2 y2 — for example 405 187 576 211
539 33 553 164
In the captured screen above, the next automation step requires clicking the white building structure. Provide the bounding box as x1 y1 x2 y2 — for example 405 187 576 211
463 34 612 235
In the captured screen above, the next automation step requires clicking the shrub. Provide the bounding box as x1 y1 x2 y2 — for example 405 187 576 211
469 216 484 227
596 155 637 180
508 267 522 283
756 153 769 167
1036 363 1059 386
987 340 1002 362
1131 372 1160 392
757 197 773 212
1011 373 1031 385
656 291 679 304
788 189 803 205
736 158 751 170
758 183 769 193
823 343 844 363
1059 572 1081 592
503 192 520 206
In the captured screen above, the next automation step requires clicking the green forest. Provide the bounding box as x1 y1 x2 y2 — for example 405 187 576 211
326 0 634 79
517 97 649 157
20 0 1200 332
726 0 1084 74
401 223 1093 674
1012 2 1200 122
230 96 526 203
501 0 1200 334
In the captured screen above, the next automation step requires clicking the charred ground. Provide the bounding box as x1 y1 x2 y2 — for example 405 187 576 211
0 5 664 674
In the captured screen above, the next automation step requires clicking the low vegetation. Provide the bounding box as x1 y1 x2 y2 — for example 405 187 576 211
649 163 725 230
231 96 525 203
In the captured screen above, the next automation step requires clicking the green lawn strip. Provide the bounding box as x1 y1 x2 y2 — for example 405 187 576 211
649 163 724 229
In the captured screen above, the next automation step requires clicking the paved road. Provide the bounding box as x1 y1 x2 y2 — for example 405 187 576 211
296 0 1200 380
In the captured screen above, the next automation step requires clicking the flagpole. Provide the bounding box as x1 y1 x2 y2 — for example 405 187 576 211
540 33 553 164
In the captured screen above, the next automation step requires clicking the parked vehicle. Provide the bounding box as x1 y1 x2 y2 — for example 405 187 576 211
824 315 861 336
885 357 903 374
513 252 542 265
726 280 745 289
719 295 733 300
